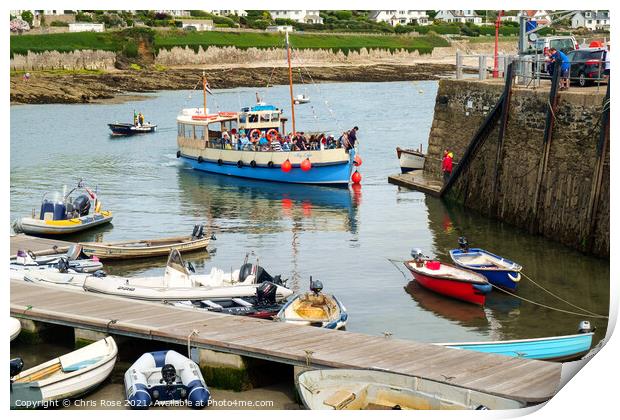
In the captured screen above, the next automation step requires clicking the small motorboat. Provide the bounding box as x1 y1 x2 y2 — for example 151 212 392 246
12 181 113 236
10 317 21 341
10 337 117 409
449 237 522 292
294 94 310 104
80 224 213 260
11 246 103 274
171 281 284 319
275 277 348 329
82 249 293 302
296 369 526 410
404 249 492 306
396 146 426 173
125 350 210 409
108 122 157 136
436 321 595 362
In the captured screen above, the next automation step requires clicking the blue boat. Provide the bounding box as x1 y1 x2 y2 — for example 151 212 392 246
436 322 595 362
108 122 157 136
449 237 522 291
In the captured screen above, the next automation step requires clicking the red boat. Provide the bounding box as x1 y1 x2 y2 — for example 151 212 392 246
404 260 492 306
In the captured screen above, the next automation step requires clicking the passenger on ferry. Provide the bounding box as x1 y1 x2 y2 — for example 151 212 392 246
222 132 232 150
230 128 238 150
271 136 283 151
239 131 250 150
258 132 269 151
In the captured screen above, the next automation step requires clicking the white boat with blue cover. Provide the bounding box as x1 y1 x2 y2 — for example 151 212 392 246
276 278 347 329
124 350 210 410
449 237 522 292
436 321 595 362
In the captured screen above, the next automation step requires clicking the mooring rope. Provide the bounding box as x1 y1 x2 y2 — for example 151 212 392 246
385 258 608 319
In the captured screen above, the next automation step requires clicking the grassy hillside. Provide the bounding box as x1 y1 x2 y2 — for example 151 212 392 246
11 29 450 57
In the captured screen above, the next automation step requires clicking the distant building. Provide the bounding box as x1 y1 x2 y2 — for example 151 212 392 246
518 10 551 25
571 10 610 31
68 22 105 32
368 10 430 26
155 10 191 18
435 10 482 24
268 10 323 24
206 10 247 17
179 19 213 31
266 25 294 32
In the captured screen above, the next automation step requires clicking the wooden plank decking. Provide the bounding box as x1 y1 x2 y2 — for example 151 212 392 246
10 234 73 258
11 280 562 403
388 170 443 196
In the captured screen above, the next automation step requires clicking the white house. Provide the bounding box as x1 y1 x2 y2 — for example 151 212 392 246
518 10 551 25
571 10 610 31
268 10 323 24
435 10 482 24
179 19 213 31
368 10 430 26
68 22 105 32
155 10 191 17
206 10 247 17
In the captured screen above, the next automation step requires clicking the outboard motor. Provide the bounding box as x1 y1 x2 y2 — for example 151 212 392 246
72 194 91 217
239 263 283 285
256 281 278 305
309 277 323 295
458 236 469 252
10 358 24 378
411 248 425 267
191 224 204 239
57 257 70 273
160 364 177 386
578 320 595 334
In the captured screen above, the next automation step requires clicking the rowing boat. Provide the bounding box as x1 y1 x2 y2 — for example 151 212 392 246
80 225 212 260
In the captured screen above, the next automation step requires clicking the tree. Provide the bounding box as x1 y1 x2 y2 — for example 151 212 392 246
20 11 33 27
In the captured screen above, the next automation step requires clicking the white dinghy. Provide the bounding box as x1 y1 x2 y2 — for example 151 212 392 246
83 249 293 302
296 369 526 410
10 337 118 409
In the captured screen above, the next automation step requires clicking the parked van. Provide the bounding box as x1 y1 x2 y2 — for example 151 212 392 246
529 36 579 54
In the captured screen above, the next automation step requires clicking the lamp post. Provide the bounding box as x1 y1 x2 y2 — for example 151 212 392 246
493 10 504 78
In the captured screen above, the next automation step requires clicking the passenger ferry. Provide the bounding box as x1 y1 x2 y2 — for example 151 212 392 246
176 33 360 186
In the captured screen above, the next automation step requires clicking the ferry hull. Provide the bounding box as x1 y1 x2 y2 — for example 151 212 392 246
181 155 353 186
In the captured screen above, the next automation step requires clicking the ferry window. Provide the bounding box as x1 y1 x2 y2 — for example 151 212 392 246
271 113 280 121
178 123 184 136
239 113 247 123
260 113 270 122
184 124 194 139
194 125 205 140
248 113 259 123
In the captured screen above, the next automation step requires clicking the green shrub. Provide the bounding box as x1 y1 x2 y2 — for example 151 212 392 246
50 21 69 27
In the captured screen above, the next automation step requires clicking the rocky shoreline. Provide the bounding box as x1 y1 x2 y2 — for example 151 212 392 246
10 63 455 105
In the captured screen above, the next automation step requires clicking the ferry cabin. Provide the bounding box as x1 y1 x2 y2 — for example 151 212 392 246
176 105 356 185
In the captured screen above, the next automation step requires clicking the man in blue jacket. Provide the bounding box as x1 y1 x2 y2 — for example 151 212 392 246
549 47 571 90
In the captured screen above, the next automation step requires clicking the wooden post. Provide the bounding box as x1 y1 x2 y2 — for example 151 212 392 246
531 60 561 230
479 55 487 80
456 51 463 80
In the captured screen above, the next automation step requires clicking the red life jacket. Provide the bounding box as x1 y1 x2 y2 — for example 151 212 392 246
442 155 453 173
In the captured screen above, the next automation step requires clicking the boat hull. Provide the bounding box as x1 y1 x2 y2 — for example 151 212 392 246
181 155 353 185
396 147 425 173
296 369 526 410
80 235 211 260
405 261 491 306
108 123 157 136
13 212 113 236
10 317 21 341
437 332 594 362
449 248 521 292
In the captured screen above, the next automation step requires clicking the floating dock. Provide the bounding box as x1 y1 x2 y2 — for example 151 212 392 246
11 278 561 403
388 170 443 196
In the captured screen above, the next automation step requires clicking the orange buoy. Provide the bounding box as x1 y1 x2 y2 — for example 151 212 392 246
301 158 312 171
281 159 292 172
351 170 362 184
354 155 362 166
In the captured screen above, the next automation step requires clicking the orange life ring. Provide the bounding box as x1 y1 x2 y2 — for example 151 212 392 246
249 129 261 141
266 128 278 141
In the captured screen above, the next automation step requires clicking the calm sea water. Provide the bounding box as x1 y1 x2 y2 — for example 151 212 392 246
10 81 610 346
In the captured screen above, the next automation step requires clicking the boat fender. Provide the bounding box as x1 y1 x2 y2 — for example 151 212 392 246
267 161 274 168
250 160 257 168
237 160 244 168
217 159 223 166
176 150 181 158
197 156 204 163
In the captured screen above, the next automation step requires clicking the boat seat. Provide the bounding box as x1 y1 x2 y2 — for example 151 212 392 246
323 389 358 409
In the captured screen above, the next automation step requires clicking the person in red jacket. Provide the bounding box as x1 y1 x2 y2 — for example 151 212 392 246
442 149 454 184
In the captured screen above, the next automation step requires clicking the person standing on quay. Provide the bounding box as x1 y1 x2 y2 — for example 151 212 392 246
442 149 453 184
605 42 611 78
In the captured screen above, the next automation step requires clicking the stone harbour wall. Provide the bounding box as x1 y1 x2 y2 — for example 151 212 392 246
425 79 609 257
